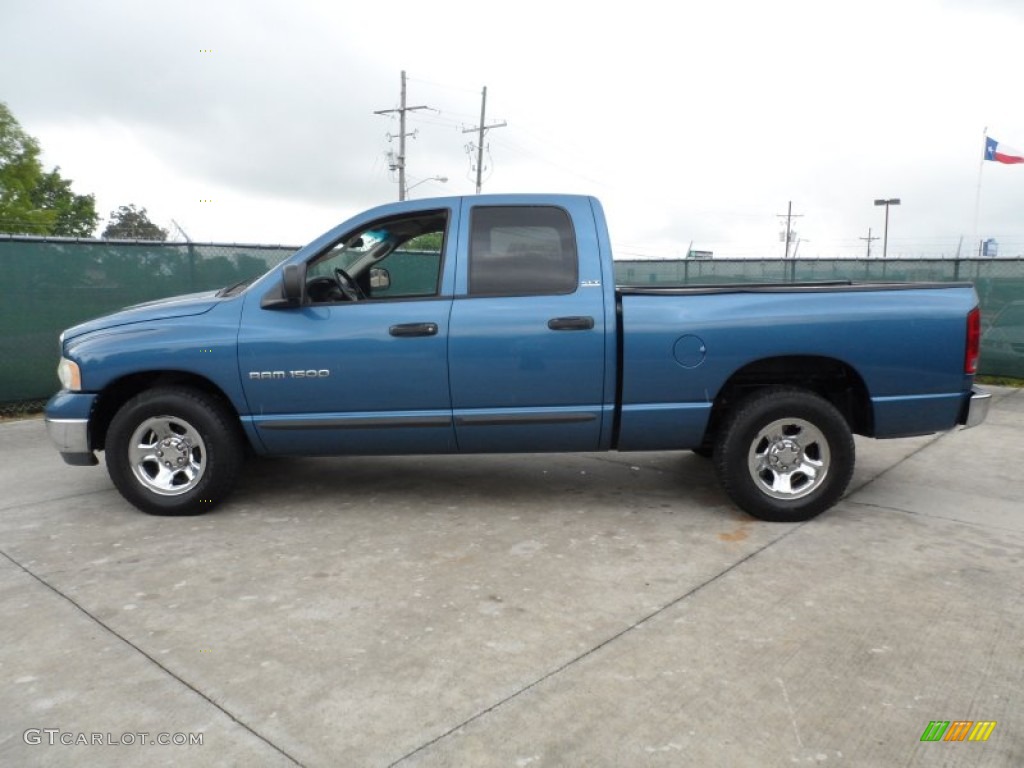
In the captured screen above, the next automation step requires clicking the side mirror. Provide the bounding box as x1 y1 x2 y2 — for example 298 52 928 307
369 267 391 291
282 263 305 304
260 262 307 309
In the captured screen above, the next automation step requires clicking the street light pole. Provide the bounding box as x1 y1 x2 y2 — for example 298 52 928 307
405 176 448 197
873 198 901 259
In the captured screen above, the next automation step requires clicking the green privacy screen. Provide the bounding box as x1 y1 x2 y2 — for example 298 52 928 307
2 236 1022 412
0 237 297 411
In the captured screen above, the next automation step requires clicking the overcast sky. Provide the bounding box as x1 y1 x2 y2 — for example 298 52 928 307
3 0 1023 258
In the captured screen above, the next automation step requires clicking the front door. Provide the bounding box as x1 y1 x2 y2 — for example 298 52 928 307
238 208 457 455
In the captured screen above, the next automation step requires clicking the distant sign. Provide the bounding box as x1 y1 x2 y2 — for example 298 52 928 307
687 250 713 260
983 238 998 258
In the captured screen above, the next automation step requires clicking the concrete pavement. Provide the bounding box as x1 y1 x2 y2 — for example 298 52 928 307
1 388 1021 767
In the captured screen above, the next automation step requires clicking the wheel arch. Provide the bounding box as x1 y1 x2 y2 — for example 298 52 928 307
90 371 241 452
702 355 873 448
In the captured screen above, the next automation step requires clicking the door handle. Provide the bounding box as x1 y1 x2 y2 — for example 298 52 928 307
547 316 595 331
389 322 438 337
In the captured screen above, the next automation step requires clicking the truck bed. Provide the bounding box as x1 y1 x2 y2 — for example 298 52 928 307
614 282 979 450
617 280 975 295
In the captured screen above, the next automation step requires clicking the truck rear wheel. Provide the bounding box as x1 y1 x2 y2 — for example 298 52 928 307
713 388 854 522
106 387 243 515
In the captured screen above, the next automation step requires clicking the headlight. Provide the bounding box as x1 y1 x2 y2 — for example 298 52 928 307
57 358 82 391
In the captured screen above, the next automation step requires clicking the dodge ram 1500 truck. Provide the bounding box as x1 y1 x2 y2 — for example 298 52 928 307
45 194 990 522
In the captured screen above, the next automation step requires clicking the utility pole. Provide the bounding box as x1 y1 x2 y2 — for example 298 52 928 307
859 227 879 258
776 201 803 259
374 70 432 201
462 86 507 194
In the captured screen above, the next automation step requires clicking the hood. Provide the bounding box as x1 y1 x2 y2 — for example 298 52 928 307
62 291 222 344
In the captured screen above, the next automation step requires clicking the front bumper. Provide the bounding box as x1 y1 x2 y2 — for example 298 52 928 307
959 388 992 429
45 418 97 465
44 391 99 466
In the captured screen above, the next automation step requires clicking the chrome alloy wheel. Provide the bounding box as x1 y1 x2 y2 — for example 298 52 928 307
128 415 207 496
747 417 830 500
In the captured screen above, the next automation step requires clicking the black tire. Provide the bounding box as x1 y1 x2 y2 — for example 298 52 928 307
106 387 244 515
713 387 854 523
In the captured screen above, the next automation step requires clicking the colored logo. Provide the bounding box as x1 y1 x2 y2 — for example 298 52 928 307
920 721 997 742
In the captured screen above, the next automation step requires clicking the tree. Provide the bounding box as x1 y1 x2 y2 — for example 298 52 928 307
31 168 99 237
0 102 49 234
405 232 443 251
0 101 99 237
102 204 168 241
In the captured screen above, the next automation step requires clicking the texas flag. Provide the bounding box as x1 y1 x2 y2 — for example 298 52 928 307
985 137 1024 164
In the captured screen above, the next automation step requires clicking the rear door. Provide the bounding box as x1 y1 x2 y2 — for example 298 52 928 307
448 198 608 452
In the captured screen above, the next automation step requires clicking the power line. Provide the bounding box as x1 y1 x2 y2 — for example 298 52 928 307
489 136 611 189
405 74 481 96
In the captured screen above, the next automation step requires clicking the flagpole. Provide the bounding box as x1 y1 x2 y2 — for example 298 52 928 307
972 126 987 258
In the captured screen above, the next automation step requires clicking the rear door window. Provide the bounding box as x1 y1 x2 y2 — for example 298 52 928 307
468 206 578 296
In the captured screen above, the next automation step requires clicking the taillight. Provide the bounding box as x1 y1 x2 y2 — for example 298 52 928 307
965 306 981 374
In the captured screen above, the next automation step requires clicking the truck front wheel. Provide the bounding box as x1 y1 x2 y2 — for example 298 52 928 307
106 387 243 515
713 388 854 522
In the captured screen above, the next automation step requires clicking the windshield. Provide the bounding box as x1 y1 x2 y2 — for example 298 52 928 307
216 275 258 297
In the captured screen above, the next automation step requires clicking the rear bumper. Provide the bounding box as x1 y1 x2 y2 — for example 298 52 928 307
959 388 991 429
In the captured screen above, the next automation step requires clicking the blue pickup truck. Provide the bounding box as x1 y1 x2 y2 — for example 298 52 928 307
45 194 990 522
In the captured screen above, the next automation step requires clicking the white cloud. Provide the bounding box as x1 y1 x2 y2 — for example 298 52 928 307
2 0 1023 256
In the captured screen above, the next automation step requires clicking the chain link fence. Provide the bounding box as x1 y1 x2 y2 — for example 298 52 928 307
0 236 297 416
2 240 1022 416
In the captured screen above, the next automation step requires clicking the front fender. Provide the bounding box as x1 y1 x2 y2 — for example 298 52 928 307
65 301 247 412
